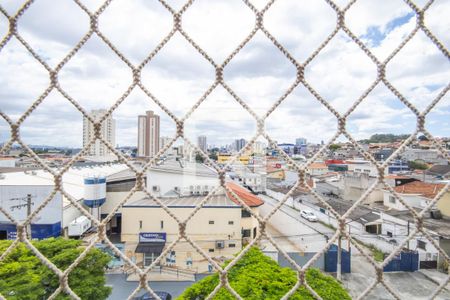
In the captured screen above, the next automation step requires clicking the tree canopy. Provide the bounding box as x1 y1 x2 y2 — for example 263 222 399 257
0 238 111 300
359 134 410 144
179 247 350 300
328 144 341 151
408 160 429 170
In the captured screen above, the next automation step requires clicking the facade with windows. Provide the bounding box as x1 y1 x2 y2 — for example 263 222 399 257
82 109 116 157
121 182 263 273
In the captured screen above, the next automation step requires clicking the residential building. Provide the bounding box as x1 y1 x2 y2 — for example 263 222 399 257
137 111 160 157
382 181 450 216
278 143 296 155
252 141 266 155
346 159 379 177
387 160 410 174
217 154 250 165
306 162 328 176
159 136 172 151
82 109 116 157
343 172 383 204
234 139 246 152
197 135 207 152
266 165 285 180
401 148 447 164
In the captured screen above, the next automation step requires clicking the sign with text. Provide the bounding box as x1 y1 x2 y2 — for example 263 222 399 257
139 232 166 243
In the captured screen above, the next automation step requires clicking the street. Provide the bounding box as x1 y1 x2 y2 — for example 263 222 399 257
259 194 334 253
262 192 450 299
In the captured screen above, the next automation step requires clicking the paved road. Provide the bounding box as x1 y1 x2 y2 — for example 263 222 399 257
343 249 450 300
262 193 450 299
260 194 334 252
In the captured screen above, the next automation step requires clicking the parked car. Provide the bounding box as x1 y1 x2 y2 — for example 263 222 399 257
300 210 318 222
135 291 172 300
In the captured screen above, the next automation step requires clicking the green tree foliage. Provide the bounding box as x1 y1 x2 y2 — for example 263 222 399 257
179 247 350 300
0 238 111 300
408 160 429 170
195 153 205 163
328 144 341 151
359 134 410 144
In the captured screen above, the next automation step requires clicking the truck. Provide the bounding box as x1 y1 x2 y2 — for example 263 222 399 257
68 216 91 237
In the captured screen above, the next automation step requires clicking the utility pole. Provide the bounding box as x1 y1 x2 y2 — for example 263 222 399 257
348 225 351 251
9 194 34 239
407 220 410 250
26 194 32 239
337 233 342 281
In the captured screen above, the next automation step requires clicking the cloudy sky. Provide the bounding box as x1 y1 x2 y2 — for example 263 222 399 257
0 0 449 148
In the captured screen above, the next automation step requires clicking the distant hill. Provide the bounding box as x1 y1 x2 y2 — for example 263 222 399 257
359 134 410 144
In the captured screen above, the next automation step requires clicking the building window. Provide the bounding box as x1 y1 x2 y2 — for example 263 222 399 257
161 221 164 229
152 185 159 192
228 221 234 225
208 249 214 253
417 240 426 250
242 229 251 238
387 231 393 238
139 220 142 229
389 196 396 204
241 210 251 218
209 221 214 225
229 243 236 248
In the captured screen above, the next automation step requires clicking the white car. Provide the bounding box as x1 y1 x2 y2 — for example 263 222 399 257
300 210 318 222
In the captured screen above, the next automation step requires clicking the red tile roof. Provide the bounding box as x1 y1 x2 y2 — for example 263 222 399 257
226 182 264 207
308 162 327 169
393 181 447 199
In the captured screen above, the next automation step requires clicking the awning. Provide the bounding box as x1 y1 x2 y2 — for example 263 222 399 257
135 242 165 253
364 219 382 226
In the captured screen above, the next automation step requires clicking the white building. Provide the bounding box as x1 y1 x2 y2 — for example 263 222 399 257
0 157 16 168
253 141 266 155
83 109 116 157
401 148 446 164
146 159 219 197
0 164 129 239
138 111 160 158
382 181 447 212
306 162 328 176
159 136 172 151
197 135 207 153
346 159 379 177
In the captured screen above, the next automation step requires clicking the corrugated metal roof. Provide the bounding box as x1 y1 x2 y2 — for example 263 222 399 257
0 164 129 206
125 193 239 207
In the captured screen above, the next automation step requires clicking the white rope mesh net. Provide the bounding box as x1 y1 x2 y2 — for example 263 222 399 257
0 0 449 299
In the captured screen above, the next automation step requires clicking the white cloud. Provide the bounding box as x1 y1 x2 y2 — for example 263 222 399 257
0 0 448 148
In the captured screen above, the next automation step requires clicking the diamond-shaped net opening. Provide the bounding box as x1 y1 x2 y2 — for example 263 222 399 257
0 0 449 299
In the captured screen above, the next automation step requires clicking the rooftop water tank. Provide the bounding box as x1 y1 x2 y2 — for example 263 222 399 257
83 176 106 208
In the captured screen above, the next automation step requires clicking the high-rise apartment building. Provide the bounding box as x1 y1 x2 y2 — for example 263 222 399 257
160 136 172 151
137 111 160 157
296 137 307 146
234 138 247 152
197 135 207 152
83 109 116 157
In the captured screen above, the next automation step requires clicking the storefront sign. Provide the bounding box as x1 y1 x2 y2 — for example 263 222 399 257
139 232 166 243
